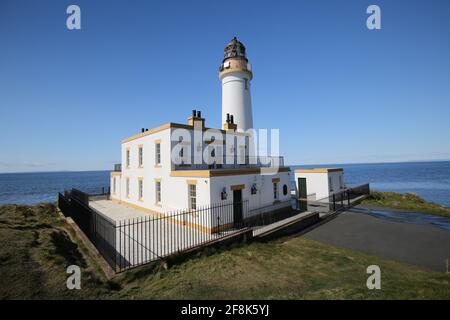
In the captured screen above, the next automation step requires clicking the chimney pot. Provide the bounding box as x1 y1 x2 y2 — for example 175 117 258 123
192 109 196 117
197 111 201 118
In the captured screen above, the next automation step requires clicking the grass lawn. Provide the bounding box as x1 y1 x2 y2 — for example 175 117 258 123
0 204 449 299
361 191 450 218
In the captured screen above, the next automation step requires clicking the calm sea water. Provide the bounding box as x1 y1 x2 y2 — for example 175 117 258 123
0 171 109 205
0 161 449 207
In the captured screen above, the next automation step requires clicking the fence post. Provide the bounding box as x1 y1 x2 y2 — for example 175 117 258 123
217 213 220 235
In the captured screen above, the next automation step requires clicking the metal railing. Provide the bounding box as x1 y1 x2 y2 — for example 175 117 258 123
174 156 284 170
114 200 251 271
60 189 279 272
58 188 301 272
293 183 370 214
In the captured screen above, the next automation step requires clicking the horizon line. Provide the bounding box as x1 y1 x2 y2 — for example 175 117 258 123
1 158 449 175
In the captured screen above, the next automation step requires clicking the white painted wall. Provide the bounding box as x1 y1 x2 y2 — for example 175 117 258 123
294 170 344 201
209 171 291 217
221 72 253 131
110 128 173 213
110 125 291 231
328 171 345 194
110 175 121 199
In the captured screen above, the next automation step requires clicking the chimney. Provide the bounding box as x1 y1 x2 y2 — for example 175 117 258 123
188 109 205 128
141 128 145 133
223 113 237 131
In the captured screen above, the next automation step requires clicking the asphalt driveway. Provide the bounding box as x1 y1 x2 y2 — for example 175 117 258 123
302 206 450 272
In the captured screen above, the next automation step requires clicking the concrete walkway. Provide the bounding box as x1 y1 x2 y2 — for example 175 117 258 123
90 200 149 222
89 199 241 270
302 205 450 272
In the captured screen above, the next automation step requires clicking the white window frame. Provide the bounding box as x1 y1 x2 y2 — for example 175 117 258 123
155 142 161 166
155 180 161 204
138 178 143 201
138 146 143 167
188 184 196 210
126 148 130 168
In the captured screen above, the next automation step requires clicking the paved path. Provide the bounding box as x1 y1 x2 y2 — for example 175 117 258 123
302 206 450 272
253 210 313 237
90 200 149 221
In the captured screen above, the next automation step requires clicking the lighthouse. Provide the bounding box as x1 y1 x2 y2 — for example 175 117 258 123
219 37 254 131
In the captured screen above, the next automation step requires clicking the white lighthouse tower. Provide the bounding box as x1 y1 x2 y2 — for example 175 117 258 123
219 37 254 131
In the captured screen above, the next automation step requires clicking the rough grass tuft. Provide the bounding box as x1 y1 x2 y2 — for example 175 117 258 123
362 191 450 217
1 203 449 299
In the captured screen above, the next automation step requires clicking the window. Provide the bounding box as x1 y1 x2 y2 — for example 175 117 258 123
126 178 130 197
273 182 278 200
126 149 130 168
155 180 161 204
283 184 288 196
138 146 143 167
155 142 161 165
238 145 245 164
138 179 143 201
244 78 248 90
329 177 333 192
188 184 196 210
113 177 116 194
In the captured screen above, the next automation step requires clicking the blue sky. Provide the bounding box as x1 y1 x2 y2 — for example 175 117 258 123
1 0 450 173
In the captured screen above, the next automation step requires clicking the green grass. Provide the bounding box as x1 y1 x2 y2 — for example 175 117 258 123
1 204 449 299
0 204 109 299
361 191 450 217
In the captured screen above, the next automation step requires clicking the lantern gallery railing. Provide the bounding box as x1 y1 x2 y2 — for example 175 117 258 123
173 156 284 170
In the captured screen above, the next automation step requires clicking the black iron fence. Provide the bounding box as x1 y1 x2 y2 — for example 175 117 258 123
327 183 370 211
114 200 252 271
293 183 370 214
59 184 369 272
58 191 117 268
60 189 284 272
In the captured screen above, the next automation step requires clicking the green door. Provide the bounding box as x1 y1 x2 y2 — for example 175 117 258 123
298 178 307 199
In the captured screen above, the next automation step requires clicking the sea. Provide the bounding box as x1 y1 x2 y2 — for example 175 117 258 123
0 161 449 207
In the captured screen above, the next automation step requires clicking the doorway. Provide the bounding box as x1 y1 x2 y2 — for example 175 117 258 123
298 178 307 199
233 189 243 227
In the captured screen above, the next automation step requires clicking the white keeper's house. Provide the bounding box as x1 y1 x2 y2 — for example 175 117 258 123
110 37 292 232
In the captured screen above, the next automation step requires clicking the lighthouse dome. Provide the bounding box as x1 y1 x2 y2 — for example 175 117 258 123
223 37 247 62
